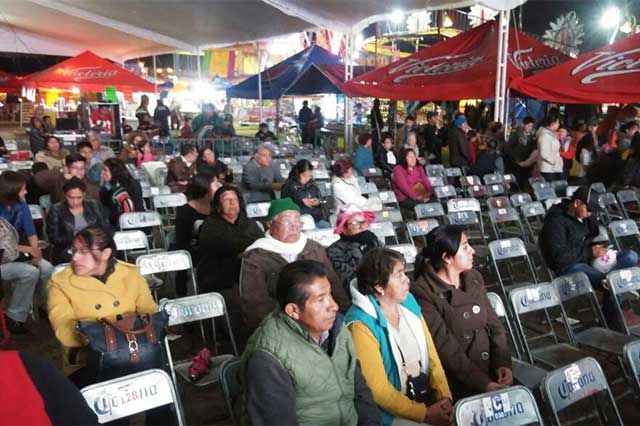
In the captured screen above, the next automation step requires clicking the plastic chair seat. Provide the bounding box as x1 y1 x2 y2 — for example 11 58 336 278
574 327 636 355
174 354 235 387
531 343 590 368
512 358 547 389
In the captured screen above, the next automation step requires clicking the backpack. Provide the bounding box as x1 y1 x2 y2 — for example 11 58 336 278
112 186 135 215
0 217 19 264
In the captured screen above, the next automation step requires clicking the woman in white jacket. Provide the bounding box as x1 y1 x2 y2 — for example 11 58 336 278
330 157 370 209
537 113 563 182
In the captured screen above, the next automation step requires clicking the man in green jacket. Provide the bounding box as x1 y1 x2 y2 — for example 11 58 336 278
242 260 380 426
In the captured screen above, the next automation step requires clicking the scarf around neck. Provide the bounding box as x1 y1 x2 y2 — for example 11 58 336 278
340 230 379 252
245 231 308 262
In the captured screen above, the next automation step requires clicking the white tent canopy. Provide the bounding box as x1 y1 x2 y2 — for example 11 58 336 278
0 0 526 62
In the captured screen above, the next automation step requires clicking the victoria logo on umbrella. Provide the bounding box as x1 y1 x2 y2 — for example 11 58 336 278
55 66 120 81
571 47 640 84
509 48 563 73
388 53 485 83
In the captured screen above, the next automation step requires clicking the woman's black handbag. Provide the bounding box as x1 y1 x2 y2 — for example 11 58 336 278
77 310 169 381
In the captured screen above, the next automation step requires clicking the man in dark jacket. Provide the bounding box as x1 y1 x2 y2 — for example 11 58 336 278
540 187 639 328
423 111 442 164
239 198 350 334
243 260 380 426
298 100 313 144
504 116 535 189
447 115 471 170
241 144 284 198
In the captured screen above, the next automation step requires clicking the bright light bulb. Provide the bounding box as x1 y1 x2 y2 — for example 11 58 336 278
71 87 80 94
443 12 453 28
390 9 404 24
355 33 364 49
601 7 621 28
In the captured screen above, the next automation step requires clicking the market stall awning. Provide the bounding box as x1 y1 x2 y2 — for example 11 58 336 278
285 64 371 96
0 70 22 93
510 31 640 104
343 20 570 101
0 0 527 62
21 50 155 93
226 45 342 99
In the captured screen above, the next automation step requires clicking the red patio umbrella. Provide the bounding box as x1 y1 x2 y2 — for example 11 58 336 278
344 20 570 101
511 31 640 104
21 50 154 93
0 70 22 94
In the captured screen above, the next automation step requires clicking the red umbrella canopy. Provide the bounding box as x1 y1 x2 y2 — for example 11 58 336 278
511 31 640 104
22 50 154 93
0 70 22 93
344 20 570 101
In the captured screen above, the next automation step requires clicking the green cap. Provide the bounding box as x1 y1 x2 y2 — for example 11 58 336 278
267 197 300 220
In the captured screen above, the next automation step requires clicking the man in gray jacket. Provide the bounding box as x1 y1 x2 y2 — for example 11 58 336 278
242 144 284 199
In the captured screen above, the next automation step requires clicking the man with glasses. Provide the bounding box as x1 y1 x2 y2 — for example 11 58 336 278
34 153 99 204
240 198 350 335
242 144 284 199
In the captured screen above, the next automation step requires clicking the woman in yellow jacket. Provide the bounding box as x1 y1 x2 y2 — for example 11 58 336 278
47 225 157 386
345 248 452 426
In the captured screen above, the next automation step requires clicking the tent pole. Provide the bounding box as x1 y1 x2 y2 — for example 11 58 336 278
257 42 263 125
344 31 354 154
196 50 202 81
493 10 510 123
153 55 158 96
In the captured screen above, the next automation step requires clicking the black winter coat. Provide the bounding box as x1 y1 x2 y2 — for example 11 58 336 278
448 126 471 167
46 199 110 264
374 147 396 180
281 177 324 221
539 199 600 274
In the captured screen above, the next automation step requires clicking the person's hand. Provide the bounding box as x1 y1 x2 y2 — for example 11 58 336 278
592 244 608 258
424 398 453 425
496 367 513 386
302 198 315 208
485 381 507 392
30 246 43 265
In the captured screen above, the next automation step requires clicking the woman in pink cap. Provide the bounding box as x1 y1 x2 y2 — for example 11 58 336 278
327 204 381 293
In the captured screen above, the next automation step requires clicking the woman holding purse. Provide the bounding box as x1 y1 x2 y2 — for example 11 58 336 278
345 248 452 425
47 225 157 386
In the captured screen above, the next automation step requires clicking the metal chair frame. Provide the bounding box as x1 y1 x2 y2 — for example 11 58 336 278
219 357 242 425
406 218 439 247
81 369 185 425
606 267 640 336
489 238 540 298
616 189 640 220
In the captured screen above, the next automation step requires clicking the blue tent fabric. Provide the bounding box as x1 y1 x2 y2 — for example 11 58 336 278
226 45 342 99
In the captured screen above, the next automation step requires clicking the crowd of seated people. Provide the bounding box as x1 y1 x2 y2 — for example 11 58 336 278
4 106 640 426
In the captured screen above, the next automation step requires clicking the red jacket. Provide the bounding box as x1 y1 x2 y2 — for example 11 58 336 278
391 164 432 202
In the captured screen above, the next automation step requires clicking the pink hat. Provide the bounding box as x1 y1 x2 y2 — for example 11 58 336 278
334 204 376 234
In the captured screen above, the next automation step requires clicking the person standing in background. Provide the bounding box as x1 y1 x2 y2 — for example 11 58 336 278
370 98 385 150
298 100 313 145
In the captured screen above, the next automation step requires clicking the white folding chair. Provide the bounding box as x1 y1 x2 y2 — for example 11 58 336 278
454 385 543 426
113 230 150 263
136 250 198 301
245 202 271 219
153 193 188 228
304 228 340 247
81 369 184 425
406 218 439 247
119 211 166 252
388 244 418 272
542 357 623 426
160 293 237 390
370 221 400 245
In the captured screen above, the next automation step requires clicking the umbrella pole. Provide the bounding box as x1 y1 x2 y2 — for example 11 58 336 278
153 55 158 96
344 31 354 154
257 42 263 125
494 10 510 123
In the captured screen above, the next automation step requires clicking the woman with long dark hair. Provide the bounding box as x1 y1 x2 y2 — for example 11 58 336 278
281 159 327 227
413 225 512 400
173 172 221 296
99 158 144 225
